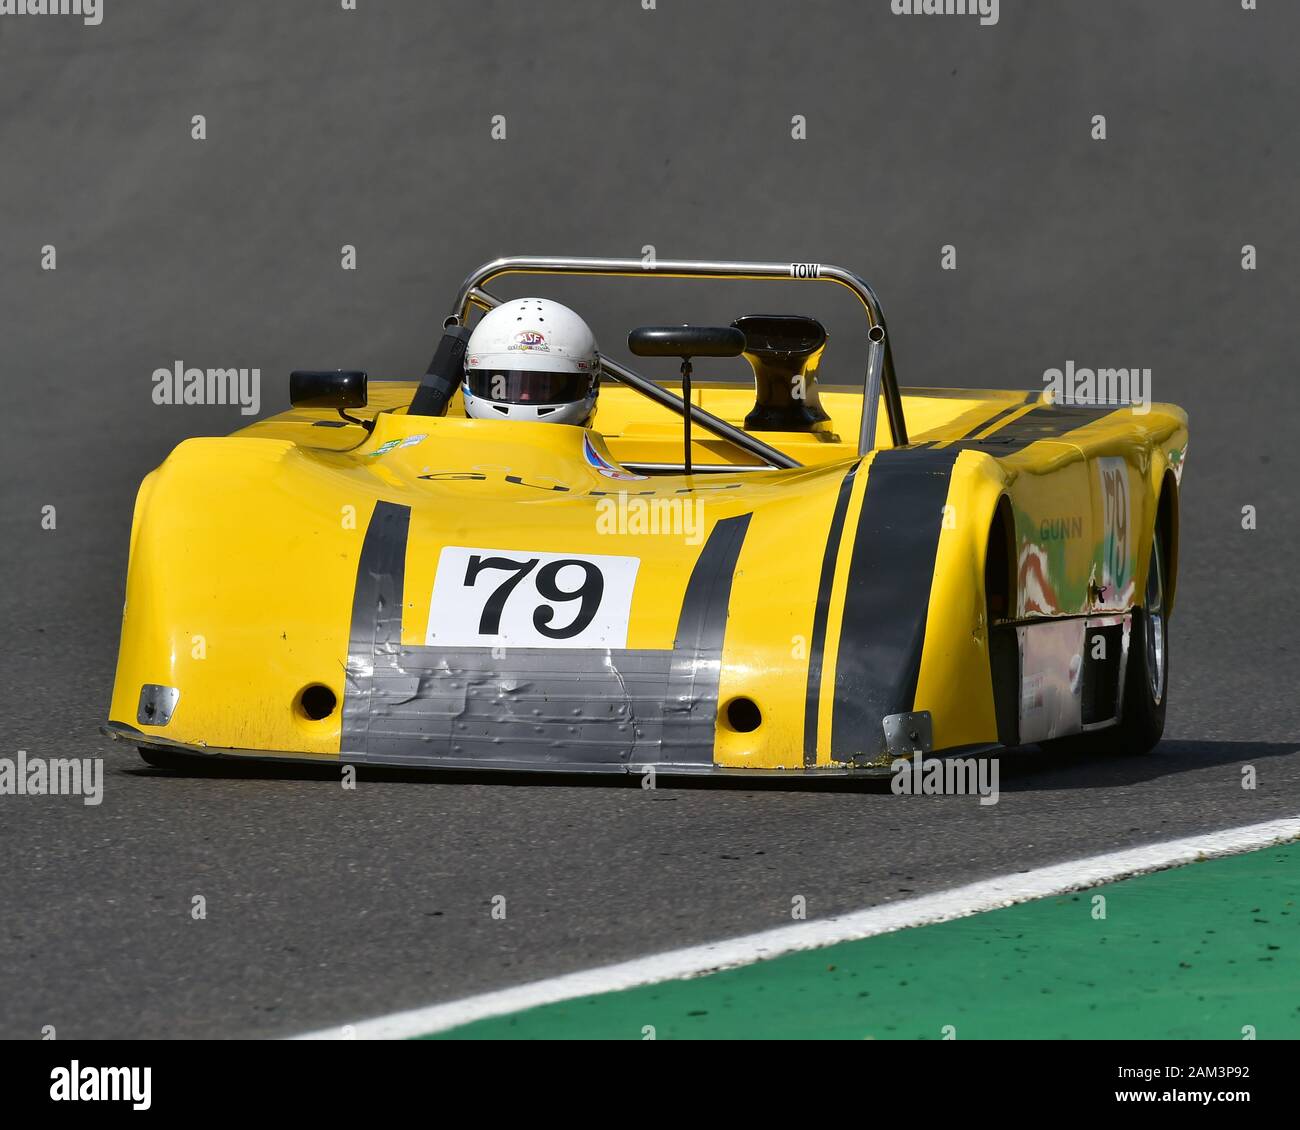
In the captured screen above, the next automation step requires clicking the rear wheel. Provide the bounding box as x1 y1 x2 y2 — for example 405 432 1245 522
1045 523 1168 756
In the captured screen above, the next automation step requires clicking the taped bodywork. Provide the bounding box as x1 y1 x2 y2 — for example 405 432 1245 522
340 502 751 771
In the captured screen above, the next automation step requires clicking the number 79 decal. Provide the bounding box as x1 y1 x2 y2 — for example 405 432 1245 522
426 546 641 649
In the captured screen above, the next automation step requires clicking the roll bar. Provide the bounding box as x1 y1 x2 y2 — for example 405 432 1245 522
448 256 908 467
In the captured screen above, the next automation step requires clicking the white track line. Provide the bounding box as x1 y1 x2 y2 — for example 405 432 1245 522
296 816 1300 1040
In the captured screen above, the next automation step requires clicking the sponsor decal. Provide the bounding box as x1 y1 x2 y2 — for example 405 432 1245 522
1017 542 1060 616
416 463 740 497
367 433 426 458
1169 442 1188 485
582 434 648 481
1039 516 1083 540
509 330 549 352
1098 456 1132 603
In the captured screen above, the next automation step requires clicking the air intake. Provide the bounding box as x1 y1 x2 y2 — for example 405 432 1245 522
732 315 834 434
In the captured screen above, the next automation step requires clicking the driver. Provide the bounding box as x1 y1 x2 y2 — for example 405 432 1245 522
462 298 599 426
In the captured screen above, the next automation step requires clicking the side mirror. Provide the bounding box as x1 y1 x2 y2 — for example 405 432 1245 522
290 369 368 410
627 325 746 359
626 326 746 475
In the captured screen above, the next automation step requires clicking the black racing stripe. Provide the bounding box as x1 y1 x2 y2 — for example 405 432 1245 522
662 512 753 765
340 500 412 756
899 386 1017 400
915 392 1037 448
801 462 860 766
952 400 1028 441
952 403 1120 455
830 448 960 760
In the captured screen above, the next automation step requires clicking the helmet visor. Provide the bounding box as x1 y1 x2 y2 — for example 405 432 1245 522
466 368 594 406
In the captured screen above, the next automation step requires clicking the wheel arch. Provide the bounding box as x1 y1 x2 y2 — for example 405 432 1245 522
1155 467 1179 616
983 492 1019 746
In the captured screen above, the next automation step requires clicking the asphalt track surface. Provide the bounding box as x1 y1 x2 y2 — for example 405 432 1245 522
1 2 1297 1039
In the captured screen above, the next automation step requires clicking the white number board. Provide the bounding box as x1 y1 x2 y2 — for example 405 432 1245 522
426 546 641 649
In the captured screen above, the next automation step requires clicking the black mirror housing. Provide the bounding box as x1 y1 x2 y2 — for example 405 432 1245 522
627 325 746 359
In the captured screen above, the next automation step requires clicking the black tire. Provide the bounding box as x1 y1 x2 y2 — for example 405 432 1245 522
1044 523 1168 756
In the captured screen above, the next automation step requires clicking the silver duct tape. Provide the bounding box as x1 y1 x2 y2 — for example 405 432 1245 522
340 502 751 770
353 646 673 767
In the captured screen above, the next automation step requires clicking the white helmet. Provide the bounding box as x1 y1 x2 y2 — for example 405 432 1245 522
462 298 600 425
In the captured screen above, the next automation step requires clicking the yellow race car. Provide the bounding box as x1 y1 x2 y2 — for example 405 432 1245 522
105 256 1187 775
